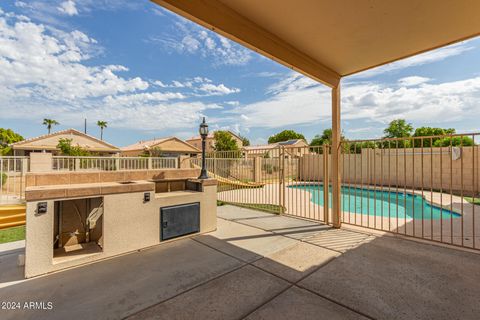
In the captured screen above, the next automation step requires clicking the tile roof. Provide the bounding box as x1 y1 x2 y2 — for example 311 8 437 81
121 137 200 152
243 139 307 151
278 139 304 145
10 128 119 151
121 137 172 151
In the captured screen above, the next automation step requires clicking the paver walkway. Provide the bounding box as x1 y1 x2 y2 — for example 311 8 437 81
1 205 479 320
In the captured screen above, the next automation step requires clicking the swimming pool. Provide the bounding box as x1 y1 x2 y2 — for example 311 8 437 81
288 184 461 220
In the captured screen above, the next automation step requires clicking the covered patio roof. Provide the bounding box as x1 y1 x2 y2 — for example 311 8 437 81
150 0 480 228
152 0 480 88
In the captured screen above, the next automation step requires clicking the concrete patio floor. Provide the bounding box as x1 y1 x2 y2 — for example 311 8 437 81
1 205 480 319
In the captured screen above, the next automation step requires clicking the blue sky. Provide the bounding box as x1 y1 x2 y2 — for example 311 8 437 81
1 1 480 147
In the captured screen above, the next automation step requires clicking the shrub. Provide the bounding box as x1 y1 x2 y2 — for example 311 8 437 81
1 173 7 186
214 131 238 151
433 136 474 147
57 138 91 156
268 130 305 144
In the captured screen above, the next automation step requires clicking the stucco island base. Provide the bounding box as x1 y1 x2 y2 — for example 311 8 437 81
24 172 217 278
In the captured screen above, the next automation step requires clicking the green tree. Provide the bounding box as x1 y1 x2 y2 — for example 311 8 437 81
310 129 348 153
384 119 413 138
413 127 455 147
310 129 347 146
43 119 59 134
383 119 413 147
97 121 108 140
239 134 250 147
142 146 163 157
57 138 91 156
268 130 305 144
433 136 474 147
0 128 24 155
214 131 238 151
310 129 331 147
347 141 379 154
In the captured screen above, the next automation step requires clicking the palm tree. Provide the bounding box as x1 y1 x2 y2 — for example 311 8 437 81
43 119 59 134
97 121 108 140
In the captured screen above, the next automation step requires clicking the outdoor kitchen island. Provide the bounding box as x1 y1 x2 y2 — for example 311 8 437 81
23 169 217 278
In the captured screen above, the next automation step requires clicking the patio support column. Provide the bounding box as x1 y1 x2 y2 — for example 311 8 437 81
331 82 341 228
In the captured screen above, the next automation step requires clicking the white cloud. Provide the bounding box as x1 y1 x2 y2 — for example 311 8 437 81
153 77 239 96
0 10 226 132
13 1 144 28
198 83 240 95
149 17 252 66
57 1 78 16
172 80 187 88
228 74 331 128
251 137 267 146
338 79 480 124
103 92 186 106
153 80 167 88
345 127 375 134
0 14 147 100
228 72 480 130
266 73 318 95
93 101 221 131
242 71 283 79
350 41 474 78
398 76 431 87
151 7 166 17
14 1 28 8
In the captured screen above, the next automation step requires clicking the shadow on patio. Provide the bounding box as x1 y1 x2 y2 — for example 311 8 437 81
1 205 480 320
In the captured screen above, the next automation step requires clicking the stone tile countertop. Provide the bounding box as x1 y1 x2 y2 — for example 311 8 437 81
25 180 155 201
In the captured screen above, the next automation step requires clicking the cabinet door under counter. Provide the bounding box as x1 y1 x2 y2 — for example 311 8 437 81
160 202 200 241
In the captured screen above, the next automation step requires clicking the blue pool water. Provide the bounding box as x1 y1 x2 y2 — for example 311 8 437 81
289 184 461 220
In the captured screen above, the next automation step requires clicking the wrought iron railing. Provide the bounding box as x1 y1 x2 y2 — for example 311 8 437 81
198 133 480 251
0 156 28 204
52 156 178 171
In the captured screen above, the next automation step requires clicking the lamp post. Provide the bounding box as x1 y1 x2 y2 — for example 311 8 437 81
198 117 209 179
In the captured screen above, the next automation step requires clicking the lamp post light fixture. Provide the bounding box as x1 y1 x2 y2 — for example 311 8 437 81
198 117 209 180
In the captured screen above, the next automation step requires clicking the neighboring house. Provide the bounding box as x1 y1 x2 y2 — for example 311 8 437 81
277 139 310 158
186 131 243 153
121 137 200 157
10 129 120 156
242 144 279 158
243 139 310 159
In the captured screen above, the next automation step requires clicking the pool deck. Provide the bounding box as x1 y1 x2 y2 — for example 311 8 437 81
220 183 480 248
1 205 480 319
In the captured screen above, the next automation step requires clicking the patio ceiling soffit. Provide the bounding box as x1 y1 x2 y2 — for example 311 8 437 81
152 0 480 88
